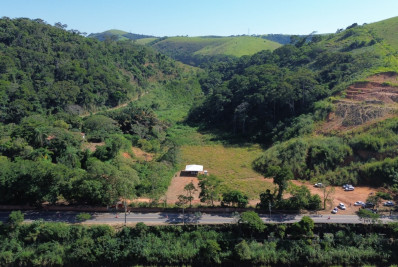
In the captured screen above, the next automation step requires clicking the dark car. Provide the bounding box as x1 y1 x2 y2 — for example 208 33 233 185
362 202 375 208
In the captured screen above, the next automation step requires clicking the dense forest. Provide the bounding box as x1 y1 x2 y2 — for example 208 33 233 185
0 17 180 123
188 29 381 140
1 211 398 266
0 18 202 206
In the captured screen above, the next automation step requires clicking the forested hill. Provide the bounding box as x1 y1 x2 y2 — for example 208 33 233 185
188 17 398 189
0 18 180 123
89 32 283 67
188 18 398 142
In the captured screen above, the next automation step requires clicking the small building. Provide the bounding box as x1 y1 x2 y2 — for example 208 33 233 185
184 164 204 176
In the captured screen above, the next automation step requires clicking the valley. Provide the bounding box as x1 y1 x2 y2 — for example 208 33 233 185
2 13 398 266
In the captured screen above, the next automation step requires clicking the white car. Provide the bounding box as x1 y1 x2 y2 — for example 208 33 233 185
354 201 365 206
331 207 338 214
314 183 324 188
344 185 354 191
338 203 346 210
383 201 395 206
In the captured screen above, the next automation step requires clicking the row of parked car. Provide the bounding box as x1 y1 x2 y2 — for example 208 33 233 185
332 203 347 214
314 183 355 191
332 201 395 213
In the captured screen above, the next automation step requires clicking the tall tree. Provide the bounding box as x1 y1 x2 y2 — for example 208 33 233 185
268 166 293 200
183 181 197 207
198 174 221 206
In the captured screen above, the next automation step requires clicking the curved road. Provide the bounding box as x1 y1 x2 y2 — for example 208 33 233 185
0 211 396 225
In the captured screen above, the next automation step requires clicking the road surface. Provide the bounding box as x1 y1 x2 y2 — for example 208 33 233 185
0 211 396 225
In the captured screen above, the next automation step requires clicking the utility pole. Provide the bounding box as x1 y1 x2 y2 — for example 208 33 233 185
124 198 127 225
269 201 272 221
182 206 185 225
124 186 127 226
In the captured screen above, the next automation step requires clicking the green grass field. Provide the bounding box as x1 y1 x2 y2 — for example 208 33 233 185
180 143 271 199
152 36 281 57
366 16 398 49
135 78 272 200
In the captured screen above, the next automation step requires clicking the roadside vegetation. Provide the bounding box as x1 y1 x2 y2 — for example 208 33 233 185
1 212 398 266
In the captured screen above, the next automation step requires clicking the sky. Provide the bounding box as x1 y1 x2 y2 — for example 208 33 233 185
2 0 398 37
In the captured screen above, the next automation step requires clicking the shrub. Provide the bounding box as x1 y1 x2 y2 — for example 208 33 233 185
76 213 92 222
222 190 249 208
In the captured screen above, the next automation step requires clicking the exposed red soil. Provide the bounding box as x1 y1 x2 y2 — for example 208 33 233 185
122 152 132 159
319 72 398 133
263 178 378 214
164 172 201 204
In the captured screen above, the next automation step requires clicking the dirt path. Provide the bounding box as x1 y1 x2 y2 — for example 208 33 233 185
80 91 148 118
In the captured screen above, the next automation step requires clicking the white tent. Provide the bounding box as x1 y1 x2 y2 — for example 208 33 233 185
185 165 203 172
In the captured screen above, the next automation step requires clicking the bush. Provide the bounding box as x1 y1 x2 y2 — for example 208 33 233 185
76 213 92 222
376 191 392 200
222 190 249 208
8 210 24 226
238 211 266 235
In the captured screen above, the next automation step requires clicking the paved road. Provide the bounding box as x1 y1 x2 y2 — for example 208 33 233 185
0 211 397 225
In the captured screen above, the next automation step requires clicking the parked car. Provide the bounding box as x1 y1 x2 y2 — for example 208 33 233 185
338 203 346 210
331 207 338 214
344 185 354 191
314 183 324 188
342 184 349 189
383 201 395 206
354 201 365 206
362 202 375 208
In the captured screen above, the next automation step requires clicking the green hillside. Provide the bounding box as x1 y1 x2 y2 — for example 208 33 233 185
0 18 182 123
188 16 398 192
149 36 282 65
135 37 158 45
0 18 200 207
88 29 156 41
366 16 398 48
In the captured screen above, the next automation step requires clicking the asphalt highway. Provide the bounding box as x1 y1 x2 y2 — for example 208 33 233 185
0 211 397 225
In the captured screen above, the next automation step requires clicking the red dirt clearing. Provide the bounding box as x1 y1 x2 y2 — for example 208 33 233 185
164 172 201 204
319 72 398 133
278 179 377 214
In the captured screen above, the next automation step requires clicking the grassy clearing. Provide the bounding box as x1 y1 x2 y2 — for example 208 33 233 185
179 144 272 199
152 36 281 57
195 36 281 57
134 77 270 200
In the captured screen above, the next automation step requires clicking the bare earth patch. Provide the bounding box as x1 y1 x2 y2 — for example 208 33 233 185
290 179 377 214
319 72 398 133
122 152 132 159
164 172 201 204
